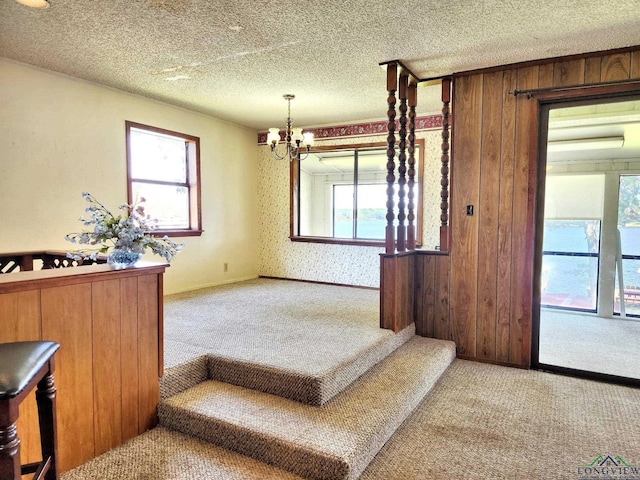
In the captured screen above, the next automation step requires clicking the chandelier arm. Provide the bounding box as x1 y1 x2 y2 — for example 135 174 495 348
270 144 289 161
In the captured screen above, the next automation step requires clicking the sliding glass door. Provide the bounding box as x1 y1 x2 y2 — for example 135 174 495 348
615 174 640 317
536 97 640 384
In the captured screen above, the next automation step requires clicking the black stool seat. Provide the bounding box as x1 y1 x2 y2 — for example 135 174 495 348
0 340 60 480
0 342 60 400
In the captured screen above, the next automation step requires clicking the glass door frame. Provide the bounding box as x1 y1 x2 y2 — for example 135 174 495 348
531 90 640 388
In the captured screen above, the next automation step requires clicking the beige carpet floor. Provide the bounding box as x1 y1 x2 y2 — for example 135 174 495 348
161 278 414 405
63 358 640 480
539 309 640 379
163 278 386 374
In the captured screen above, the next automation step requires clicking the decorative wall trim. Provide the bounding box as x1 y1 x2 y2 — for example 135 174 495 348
257 114 442 144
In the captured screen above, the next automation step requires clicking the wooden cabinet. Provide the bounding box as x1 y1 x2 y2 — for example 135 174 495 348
0 262 165 472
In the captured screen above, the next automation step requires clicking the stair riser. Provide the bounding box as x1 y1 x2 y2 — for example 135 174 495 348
204 325 415 406
207 358 322 405
160 355 208 399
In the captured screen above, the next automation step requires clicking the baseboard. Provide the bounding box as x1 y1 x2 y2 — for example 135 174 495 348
259 275 379 291
456 354 528 370
165 275 260 295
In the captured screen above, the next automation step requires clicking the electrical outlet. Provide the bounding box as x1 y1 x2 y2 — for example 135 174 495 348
223 262 228 272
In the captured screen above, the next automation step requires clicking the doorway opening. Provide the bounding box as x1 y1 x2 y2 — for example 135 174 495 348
535 97 640 383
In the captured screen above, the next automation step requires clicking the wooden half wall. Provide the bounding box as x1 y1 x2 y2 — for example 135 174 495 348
0 262 165 472
440 47 640 368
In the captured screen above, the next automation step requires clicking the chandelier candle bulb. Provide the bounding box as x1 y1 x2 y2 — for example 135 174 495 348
303 132 314 147
267 128 281 146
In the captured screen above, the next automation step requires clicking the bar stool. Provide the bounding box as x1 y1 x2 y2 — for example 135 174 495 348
0 341 60 480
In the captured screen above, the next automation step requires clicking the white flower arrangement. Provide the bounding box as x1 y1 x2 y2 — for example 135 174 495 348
66 192 184 262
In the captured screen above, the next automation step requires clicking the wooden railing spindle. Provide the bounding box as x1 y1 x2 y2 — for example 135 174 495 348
440 77 452 251
385 63 398 254
406 79 417 250
396 73 409 252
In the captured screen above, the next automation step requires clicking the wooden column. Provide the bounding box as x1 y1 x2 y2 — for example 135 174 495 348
396 73 409 252
385 63 397 254
407 79 418 250
440 77 452 252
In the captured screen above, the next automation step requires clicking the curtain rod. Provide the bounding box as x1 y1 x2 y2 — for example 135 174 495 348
512 78 640 98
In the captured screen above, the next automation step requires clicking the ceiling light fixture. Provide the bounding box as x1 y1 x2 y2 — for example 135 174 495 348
266 94 314 161
547 136 625 152
15 0 50 8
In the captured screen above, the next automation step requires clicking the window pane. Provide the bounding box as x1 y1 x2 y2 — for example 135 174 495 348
333 184 354 238
542 220 600 254
614 259 640 317
541 254 598 311
299 151 355 237
130 128 187 183
356 184 386 240
294 141 424 244
132 182 189 229
618 175 640 256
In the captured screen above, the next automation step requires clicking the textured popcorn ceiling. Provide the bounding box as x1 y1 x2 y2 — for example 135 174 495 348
1 0 639 130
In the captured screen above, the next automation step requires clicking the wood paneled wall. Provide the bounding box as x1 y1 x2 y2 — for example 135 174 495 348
445 47 640 367
0 264 164 472
415 252 449 339
380 252 415 332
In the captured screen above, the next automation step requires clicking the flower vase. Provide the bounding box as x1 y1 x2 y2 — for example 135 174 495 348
107 249 142 270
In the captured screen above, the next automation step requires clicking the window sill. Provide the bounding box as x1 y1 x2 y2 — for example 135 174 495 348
291 236 382 247
151 229 203 238
291 235 423 248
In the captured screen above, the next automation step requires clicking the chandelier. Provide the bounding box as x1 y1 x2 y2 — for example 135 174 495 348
266 94 314 161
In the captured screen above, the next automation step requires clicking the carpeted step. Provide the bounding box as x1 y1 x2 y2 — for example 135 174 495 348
159 336 456 480
61 426 305 480
161 323 415 405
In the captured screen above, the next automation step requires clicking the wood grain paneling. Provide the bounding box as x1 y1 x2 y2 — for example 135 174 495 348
509 65 539 367
601 53 631 82
584 57 602 83
415 253 450 340
0 291 42 463
632 51 640 79
450 74 483 357
380 256 396 331
120 276 139 442
137 274 159 433
553 59 584 86
434 255 450 340
92 279 123 455
41 283 95 471
380 253 415 333
538 63 554 89
476 71 503 360
496 70 517 363
0 264 165 472
415 254 435 336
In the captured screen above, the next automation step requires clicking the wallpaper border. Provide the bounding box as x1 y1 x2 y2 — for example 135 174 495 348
257 114 442 144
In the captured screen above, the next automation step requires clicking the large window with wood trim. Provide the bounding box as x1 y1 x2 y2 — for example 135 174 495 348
290 140 424 246
126 121 202 236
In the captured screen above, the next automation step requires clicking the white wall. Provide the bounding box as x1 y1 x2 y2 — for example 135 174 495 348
258 130 442 288
0 58 259 294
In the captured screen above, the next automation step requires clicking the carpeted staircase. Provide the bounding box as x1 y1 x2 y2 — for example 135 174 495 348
158 334 455 480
